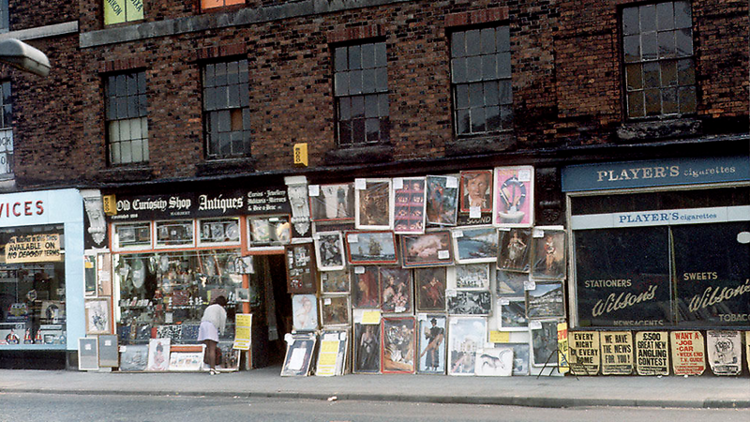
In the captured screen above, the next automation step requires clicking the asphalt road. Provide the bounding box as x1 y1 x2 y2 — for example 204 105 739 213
1 393 749 422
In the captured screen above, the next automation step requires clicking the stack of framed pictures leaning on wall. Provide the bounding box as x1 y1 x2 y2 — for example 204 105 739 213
282 166 571 376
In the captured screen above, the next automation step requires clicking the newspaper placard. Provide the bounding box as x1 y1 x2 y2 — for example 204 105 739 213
5 234 62 263
601 331 633 375
233 313 252 350
556 322 569 374
635 331 669 376
569 331 600 376
706 330 741 376
670 331 705 376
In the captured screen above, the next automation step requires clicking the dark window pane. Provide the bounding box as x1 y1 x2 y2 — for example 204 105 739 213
380 117 390 142
485 105 500 131
485 81 499 106
352 119 365 143
334 47 348 72
116 74 127 97
349 70 363 95
622 7 639 35
127 94 137 118
623 35 641 63
376 67 388 92
645 88 661 116
349 45 361 70
657 2 674 31
365 94 378 118
126 73 137 96
239 82 249 107
662 87 678 114
228 85 240 107
674 1 692 29
481 28 496 54
469 83 484 108
137 72 147 94
338 120 352 145
466 56 481 82
677 59 695 85
116 97 127 119
628 91 645 118
374 43 387 67
657 31 675 58
500 105 513 127
452 58 467 83
471 107 486 133
625 64 643 90
678 86 696 113
661 60 677 86
456 109 470 135
640 4 656 32
641 32 657 61
242 109 251 129
675 28 693 57
239 60 249 83
452 31 466 58
378 94 389 117
351 96 364 118
466 29 481 56
643 62 660 88
204 86 216 110
215 86 228 109
482 54 497 80
499 80 512 105
204 64 215 87
498 52 511 78
362 43 375 69
362 68 376 93
335 72 349 96
107 96 116 120
496 26 510 52
455 84 469 109
218 109 231 132
215 62 227 86
365 118 379 142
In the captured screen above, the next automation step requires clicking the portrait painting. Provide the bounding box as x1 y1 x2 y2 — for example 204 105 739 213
292 294 318 331
453 264 490 290
448 317 487 376
352 266 380 308
314 231 346 271
401 231 453 268
345 231 398 265
531 228 566 280
475 347 514 376
379 267 412 314
354 322 381 373
310 183 355 221
453 226 499 264
381 317 416 374
281 334 317 376
526 282 565 319
425 175 459 226
320 295 351 327
493 165 534 227
415 267 447 312
460 170 493 213
393 177 427 234
320 269 350 294
417 314 446 374
355 178 393 230
147 338 171 371
498 228 532 273
496 269 528 296
447 290 492 315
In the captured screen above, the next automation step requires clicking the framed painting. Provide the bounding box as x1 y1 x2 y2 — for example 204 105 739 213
285 242 317 294
168 344 205 372
320 295 351 327
314 231 346 271
119 344 148 371
498 228 532 273
379 267 412 314
452 226 499 264
292 294 319 332
496 269 528 296
353 322 381 374
448 317 487 376
510 343 530 375
531 227 566 280
280 334 317 376
309 183 355 222
393 177 426 234
355 178 393 230
345 231 398 265
425 175 459 226
493 165 534 227
216 342 241 372
417 314 446 374
381 316 416 374
320 269 350 294
415 267 447 312
97 334 119 367
85 298 111 335
351 266 380 309
447 290 492 315
530 319 560 367
147 338 171 371
247 214 292 251
400 231 453 268
497 298 528 330
475 347 514 376
460 170 493 214
453 264 490 290
78 337 99 371
525 281 565 319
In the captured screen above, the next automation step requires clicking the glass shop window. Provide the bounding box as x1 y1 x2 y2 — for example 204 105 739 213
155 220 195 248
112 222 152 250
197 217 241 246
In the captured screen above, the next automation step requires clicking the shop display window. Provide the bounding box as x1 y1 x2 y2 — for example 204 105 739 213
197 217 240 246
0 224 67 346
155 220 195 248
113 222 152 250
247 214 292 250
114 249 242 345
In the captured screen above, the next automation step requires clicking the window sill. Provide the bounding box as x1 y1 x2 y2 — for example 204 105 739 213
445 133 516 157
196 157 256 177
616 118 701 143
324 144 394 166
97 166 154 183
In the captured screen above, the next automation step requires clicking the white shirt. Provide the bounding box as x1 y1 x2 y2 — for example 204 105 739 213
201 304 227 335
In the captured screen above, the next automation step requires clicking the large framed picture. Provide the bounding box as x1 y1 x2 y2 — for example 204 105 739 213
425 175 459 226
314 231 346 271
460 170 493 214
309 183 355 222
320 270 350 294
448 317 487 376
393 177 426 234
353 322 381 374
475 347 514 376
493 165 534 227
452 226 498 264
531 227 566 280
147 338 171 371
352 266 380 309
381 316 416 374
530 319 560 367
78 337 99 371
285 243 317 294
498 228 532 273
281 334 317 376
453 264 490 290
447 290 492 315
85 298 111 335
510 343 531 375
345 231 398 265
379 267 413 314
525 281 565 319
97 334 119 368
355 178 393 230
292 294 319 331
400 231 453 268
417 314 446 374
415 267 447 312
119 345 148 371
320 295 351 327
168 344 205 372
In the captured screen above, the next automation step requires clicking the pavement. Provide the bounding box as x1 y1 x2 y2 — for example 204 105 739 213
1 366 749 409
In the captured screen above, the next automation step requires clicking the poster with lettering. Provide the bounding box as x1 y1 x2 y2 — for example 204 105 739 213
557 322 569 374
670 331 705 376
672 223 750 326
569 331 600 376
493 166 534 227
634 331 670 376
574 227 672 327
706 330 741 376
600 331 633 375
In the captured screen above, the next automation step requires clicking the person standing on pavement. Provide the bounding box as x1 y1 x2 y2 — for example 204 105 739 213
198 295 227 375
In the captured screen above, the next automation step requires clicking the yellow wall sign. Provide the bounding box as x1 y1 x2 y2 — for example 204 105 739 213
5 234 61 263
102 194 117 216
104 0 144 26
489 331 510 343
233 313 252 350
293 143 308 166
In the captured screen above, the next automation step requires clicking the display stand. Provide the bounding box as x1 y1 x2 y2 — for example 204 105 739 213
537 346 583 379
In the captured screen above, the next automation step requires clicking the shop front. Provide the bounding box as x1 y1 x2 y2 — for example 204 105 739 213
0 189 85 369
